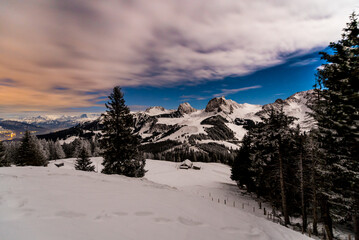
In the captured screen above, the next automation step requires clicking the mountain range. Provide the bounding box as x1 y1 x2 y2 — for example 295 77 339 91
0 114 100 140
35 90 316 160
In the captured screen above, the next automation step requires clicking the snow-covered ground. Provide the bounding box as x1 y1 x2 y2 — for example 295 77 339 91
0 158 313 240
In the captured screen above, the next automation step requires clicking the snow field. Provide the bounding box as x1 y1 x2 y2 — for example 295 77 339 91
0 158 313 240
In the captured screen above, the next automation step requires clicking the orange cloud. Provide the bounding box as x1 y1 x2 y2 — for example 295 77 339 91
0 85 101 112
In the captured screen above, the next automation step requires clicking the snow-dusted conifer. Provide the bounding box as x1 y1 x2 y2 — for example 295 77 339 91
0 141 10 167
249 107 297 226
231 134 254 192
54 140 65 159
312 12 359 239
101 86 145 177
75 147 95 172
39 139 50 160
91 136 101 157
47 140 55 160
3 141 20 165
17 131 47 166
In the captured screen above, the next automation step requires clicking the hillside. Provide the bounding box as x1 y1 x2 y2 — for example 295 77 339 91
0 160 313 240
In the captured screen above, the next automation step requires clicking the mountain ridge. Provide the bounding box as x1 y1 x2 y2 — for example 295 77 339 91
32 90 316 163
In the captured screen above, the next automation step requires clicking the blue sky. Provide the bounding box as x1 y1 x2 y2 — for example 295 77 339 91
113 50 324 111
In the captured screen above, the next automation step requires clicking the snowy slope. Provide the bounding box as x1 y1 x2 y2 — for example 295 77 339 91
144 106 175 116
0 160 313 240
128 91 315 161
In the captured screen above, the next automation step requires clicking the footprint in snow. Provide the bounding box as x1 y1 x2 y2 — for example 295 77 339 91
94 212 112 221
154 217 172 223
113 211 128 216
134 211 154 216
177 216 203 226
56 211 86 218
221 226 241 232
18 199 28 208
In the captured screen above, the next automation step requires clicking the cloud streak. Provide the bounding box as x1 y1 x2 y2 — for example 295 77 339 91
0 0 357 112
213 86 262 98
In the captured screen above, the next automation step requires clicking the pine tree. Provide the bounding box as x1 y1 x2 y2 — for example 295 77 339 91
249 107 297 226
101 86 146 177
312 12 359 239
3 141 20 165
54 140 65 159
48 140 56 160
17 131 47 166
0 141 10 167
231 134 255 192
91 136 101 157
75 147 95 172
306 130 320 236
294 128 313 233
39 139 50 160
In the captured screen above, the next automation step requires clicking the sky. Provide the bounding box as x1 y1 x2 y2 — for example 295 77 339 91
0 0 358 116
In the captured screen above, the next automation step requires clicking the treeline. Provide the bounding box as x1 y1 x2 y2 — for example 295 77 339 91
231 108 320 232
0 131 101 167
141 140 236 165
231 13 358 240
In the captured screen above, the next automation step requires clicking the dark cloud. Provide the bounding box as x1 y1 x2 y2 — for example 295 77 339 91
0 78 16 86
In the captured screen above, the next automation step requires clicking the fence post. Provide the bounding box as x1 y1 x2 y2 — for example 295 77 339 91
263 207 266 215
259 202 262 209
224 199 226 205
233 201 235 207
253 207 255 212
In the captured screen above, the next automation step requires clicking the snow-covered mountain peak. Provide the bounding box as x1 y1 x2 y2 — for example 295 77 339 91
144 106 172 116
205 96 241 114
177 102 197 115
286 89 316 104
258 90 316 131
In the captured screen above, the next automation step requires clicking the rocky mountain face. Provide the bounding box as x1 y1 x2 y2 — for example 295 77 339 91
257 90 316 130
177 102 197 115
36 90 316 162
205 96 240 114
130 90 316 160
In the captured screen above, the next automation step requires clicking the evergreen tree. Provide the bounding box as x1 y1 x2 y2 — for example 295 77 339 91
75 147 95 172
0 141 10 167
231 134 255 192
54 140 65 159
3 141 20 165
39 139 50 160
48 140 56 160
91 136 101 157
312 12 359 239
101 86 145 177
249 108 297 226
306 130 321 236
17 131 47 166
293 127 314 233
